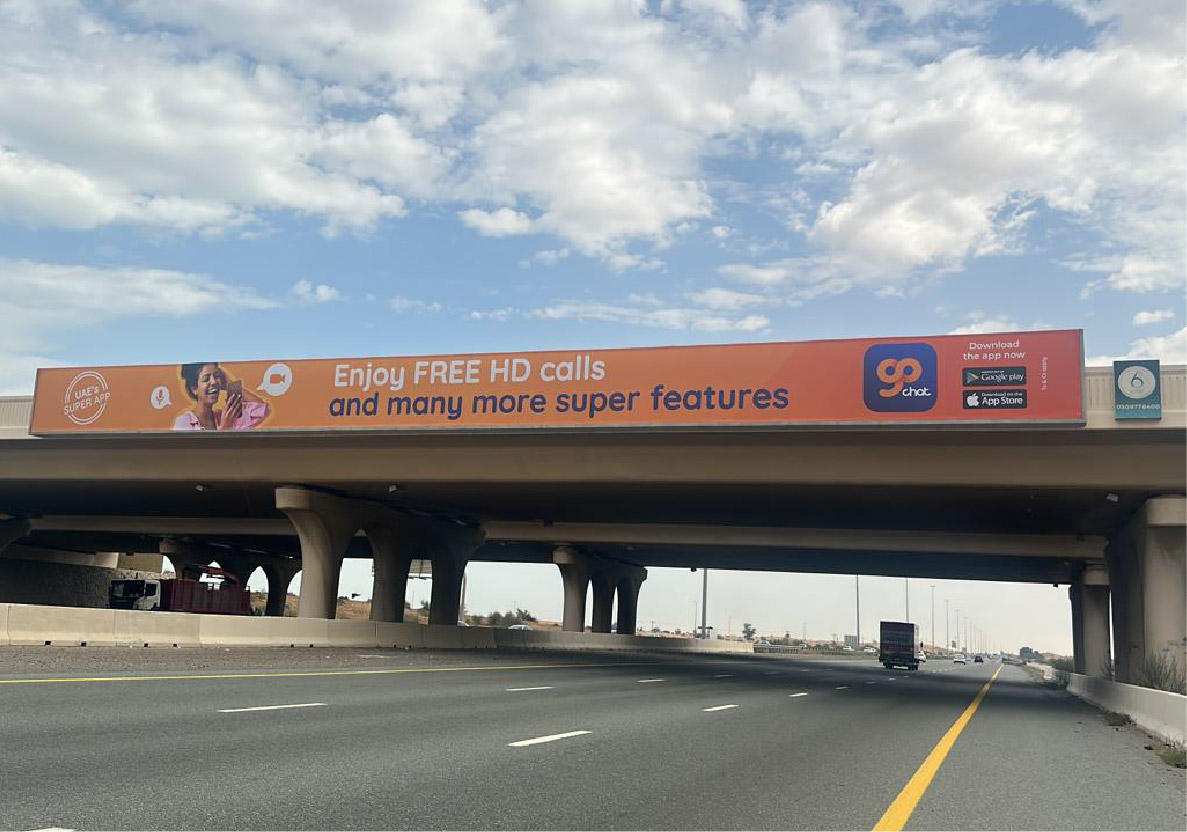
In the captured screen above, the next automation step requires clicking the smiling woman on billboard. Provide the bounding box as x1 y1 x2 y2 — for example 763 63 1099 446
173 362 270 431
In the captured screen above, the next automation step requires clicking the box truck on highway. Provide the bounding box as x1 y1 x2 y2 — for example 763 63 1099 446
879 621 922 670
108 566 251 615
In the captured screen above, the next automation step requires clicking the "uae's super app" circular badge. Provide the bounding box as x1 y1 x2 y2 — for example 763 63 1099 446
63 371 111 425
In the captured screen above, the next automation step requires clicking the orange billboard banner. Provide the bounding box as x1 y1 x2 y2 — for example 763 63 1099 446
30 330 1085 435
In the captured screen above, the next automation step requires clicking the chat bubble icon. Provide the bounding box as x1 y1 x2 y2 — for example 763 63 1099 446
258 363 293 396
150 385 172 409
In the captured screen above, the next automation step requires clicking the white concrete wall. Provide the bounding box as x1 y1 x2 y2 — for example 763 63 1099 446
1067 672 1186 745
0 603 754 655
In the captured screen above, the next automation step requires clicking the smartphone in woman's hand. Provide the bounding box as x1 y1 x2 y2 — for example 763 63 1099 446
226 379 243 417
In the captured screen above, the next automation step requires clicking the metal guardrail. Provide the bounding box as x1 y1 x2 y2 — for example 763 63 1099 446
753 644 876 656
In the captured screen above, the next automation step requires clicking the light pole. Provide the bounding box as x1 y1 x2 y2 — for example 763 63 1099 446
904 578 910 620
701 568 709 639
855 575 861 648
945 599 950 653
955 609 961 652
930 585 935 651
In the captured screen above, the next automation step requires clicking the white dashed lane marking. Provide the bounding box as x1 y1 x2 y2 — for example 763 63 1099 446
703 704 739 712
789 692 809 698
218 703 327 713
507 731 591 748
636 679 665 684
506 686 554 692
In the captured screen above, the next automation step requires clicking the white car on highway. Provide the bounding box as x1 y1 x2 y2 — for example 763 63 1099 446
952 653 967 664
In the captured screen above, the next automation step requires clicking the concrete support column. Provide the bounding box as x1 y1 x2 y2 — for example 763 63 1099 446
1143 498 1186 672
276 487 359 619
212 552 262 588
262 561 300 616
424 524 485 626
365 518 422 623
615 567 647 635
158 540 213 581
1106 495 1186 683
1069 583 1085 673
1071 562 1111 677
553 546 590 633
591 569 614 633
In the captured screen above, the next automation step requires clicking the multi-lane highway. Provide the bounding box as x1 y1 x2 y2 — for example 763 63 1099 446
1 649 1183 830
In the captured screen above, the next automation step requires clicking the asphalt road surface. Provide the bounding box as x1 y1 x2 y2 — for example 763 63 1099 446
0 649 1182 830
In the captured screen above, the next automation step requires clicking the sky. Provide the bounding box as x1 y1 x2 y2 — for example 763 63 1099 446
4 0 1184 654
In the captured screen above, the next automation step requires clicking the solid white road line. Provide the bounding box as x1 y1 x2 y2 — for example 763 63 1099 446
789 692 809 698
506 686 554 692
703 704 739 712
835 686 850 690
636 679 665 683
218 703 326 713
507 730 591 748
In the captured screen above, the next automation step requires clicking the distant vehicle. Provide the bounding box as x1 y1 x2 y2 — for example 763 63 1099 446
108 567 250 615
757 640 771 646
916 650 927 662
974 654 984 663
952 653 967 664
508 623 532 630
879 621 921 670
863 646 877 653
841 645 854 652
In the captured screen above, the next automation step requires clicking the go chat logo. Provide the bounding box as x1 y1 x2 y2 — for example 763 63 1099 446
863 343 938 412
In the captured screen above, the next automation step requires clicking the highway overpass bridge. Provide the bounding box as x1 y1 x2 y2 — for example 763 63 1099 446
1 353 1184 686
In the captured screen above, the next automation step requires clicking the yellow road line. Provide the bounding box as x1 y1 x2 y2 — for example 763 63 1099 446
873 665 1003 831
0 661 653 686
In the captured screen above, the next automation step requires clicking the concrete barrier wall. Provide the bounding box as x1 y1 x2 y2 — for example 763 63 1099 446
113 609 200 647
1067 673 1186 745
0 604 755 655
374 622 424 649
6 603 117 646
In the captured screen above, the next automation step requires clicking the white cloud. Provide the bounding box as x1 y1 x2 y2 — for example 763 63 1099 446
291 280 343 304
390 296 443 314
468 307 517 322
0 0 1179 294
605 252 665 273
130 0 509 85
457 208 536 237
1133 309 1176 327
687 287 767 310
530 300 768 333
719 262 794 286
0 258 275 394
1088 326 1187 365
534 248 571 266
948 312 1022 335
